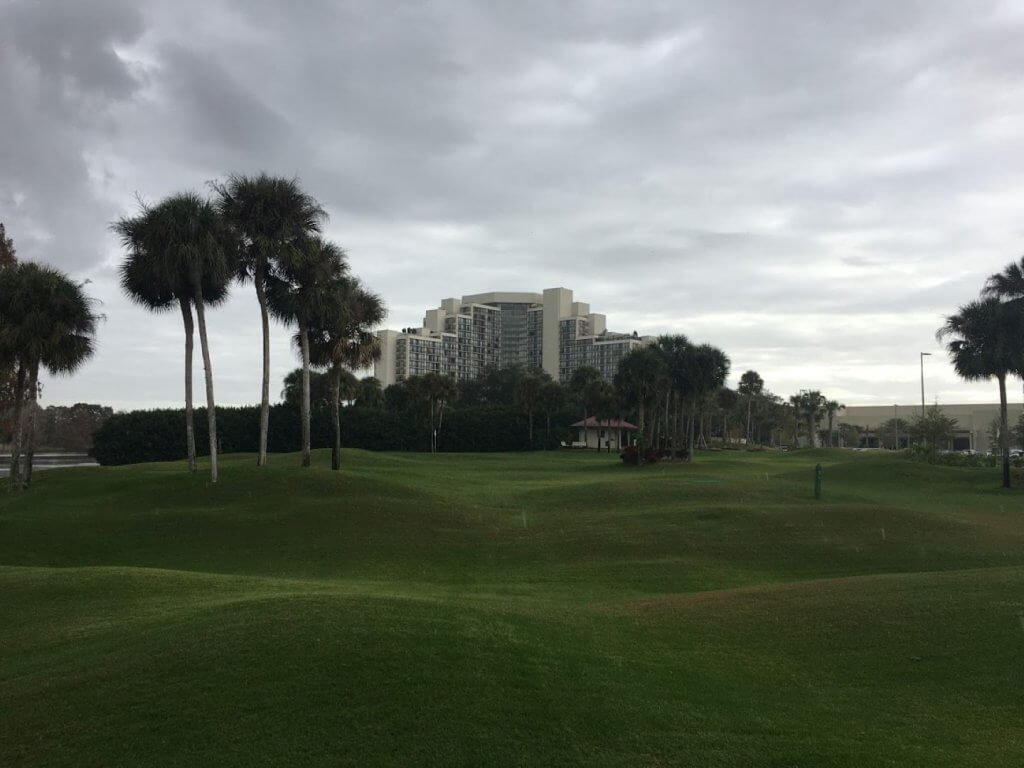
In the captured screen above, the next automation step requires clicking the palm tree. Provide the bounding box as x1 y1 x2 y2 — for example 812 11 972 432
938 298 1024 488
0 263 99 490
0 226 20 446
539 379 564 444
353 376 384 409
984 255 1024 410
655 335 691 458
588 378 617 452
151 193 233 482
614 346 669 456
307 278 386 470
685 344 730 461
983 257 1024 299
214 174 327 467
737 370 764 444
418 373 458 453
517 371 551 445
569 365 602 448
114 203 231 474
268 236 349 467
824 400 844 447
789 390 826 448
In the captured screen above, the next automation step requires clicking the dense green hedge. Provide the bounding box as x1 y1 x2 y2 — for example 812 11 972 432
92 404 575 465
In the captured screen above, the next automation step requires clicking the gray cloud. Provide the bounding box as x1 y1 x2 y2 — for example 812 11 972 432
2 0 1024 409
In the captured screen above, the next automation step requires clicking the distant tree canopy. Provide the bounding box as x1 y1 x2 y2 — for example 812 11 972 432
280 367 358 409
35 403 113 452
875 417 913 450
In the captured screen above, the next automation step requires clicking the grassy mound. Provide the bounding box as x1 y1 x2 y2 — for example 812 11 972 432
2 449 1022 766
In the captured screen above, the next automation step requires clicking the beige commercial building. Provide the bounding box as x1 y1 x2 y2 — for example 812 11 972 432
839 403 1023 454
374 287 653 387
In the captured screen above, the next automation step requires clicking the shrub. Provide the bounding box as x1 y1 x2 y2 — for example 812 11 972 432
619 445 661 465
92 403 578 465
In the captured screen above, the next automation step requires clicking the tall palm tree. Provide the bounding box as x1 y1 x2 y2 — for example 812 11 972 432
114 204 231 474
307 278 386 470
0 262 99 490
417 373 458 453
983 257 1024 299
789 390 826 448
824 399 844 447
938 297 1024 488
517 371 550 445
587 378 617 452
143 193 233 482
0 227 20 446
614 346 669 456
685 344 730 461
539 379 564 444
984 255 1024 407
737 370 764 445
655 334 691 458
268 236 349 467
569 365 601 448
214 174 327 467
353 376 384 409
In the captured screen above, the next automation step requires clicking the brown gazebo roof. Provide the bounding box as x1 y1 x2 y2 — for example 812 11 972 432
571 417 638 430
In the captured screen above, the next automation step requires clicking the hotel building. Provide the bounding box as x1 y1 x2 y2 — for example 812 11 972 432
374 287 653 387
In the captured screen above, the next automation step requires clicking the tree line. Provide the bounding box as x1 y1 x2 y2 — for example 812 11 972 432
0 223 100 490
312 339 845 462
113 174 385 483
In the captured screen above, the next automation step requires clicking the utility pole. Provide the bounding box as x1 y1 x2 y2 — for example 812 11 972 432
894 404 899 449
920 352 931 418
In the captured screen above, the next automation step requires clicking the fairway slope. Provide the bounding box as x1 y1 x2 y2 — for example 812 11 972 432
1 449 1022 766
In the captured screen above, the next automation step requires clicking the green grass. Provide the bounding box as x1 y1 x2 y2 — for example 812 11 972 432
1 448 1023 766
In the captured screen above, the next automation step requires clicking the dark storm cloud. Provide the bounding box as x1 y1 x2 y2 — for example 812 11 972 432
2 0 1024 408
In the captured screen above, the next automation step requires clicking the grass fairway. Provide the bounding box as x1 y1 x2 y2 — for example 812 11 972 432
2 448 1023 766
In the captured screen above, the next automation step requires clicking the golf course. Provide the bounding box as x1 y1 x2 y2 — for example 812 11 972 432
2 448 1022 767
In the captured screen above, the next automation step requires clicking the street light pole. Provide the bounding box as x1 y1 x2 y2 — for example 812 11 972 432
920 352 931 418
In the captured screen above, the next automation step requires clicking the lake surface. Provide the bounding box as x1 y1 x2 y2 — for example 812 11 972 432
0 453 99 476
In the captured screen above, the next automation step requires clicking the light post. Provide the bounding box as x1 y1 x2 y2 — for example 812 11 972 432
920 352 931 418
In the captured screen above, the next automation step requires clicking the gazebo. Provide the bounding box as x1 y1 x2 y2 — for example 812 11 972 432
570 417 639 452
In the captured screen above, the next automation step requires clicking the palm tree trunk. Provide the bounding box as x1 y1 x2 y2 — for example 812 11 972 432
180 298 197 473
437 398 447 451
331 364 342 471
23 360 40 488
255 260 271 467
746 396 752 444
299 324 312 468
7 363 26 491
637 400 645 464
193 289 218 484
999 373 1010 489
687 395 697 462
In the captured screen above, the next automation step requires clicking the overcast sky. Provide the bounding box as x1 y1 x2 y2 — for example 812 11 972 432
3 0 1024 410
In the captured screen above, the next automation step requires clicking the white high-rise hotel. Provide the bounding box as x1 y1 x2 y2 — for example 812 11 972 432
374 287 653 387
